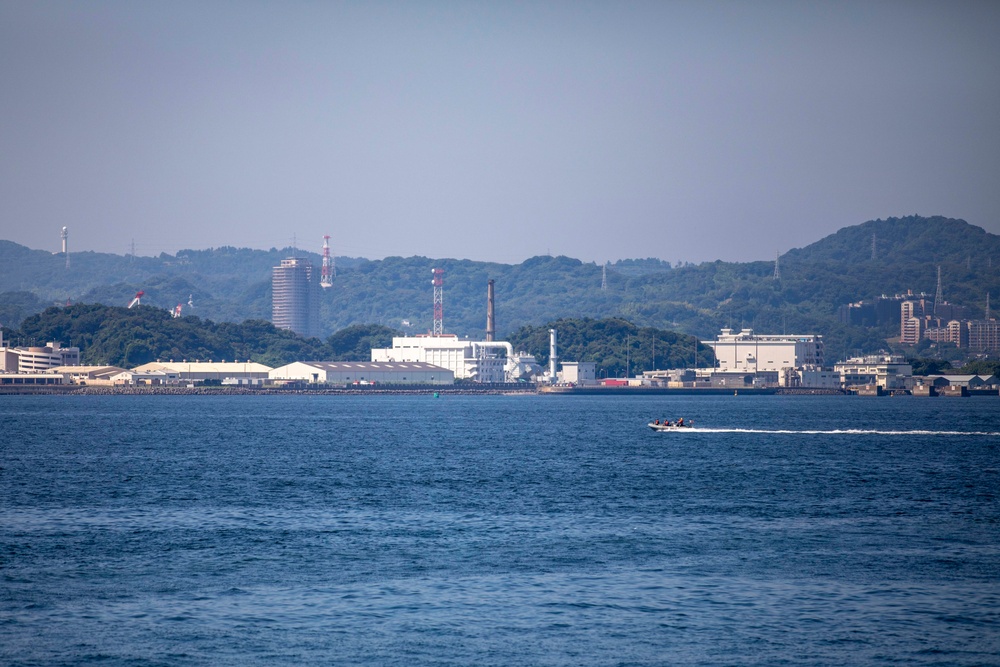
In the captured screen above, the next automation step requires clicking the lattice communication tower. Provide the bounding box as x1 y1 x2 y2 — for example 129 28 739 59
432 268 444 335
934 265 943 315
320 235 334 288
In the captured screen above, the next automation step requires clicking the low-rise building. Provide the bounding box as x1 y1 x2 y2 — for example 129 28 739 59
0 372 67 386
46 366 128 385
269 361 454 385
834 354 912 390
559 362 597 385
132 361 272 383
791 366 843 389
109 369 180 385
922 374 994 389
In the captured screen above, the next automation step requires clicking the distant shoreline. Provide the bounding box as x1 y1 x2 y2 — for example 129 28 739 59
2 385 996 397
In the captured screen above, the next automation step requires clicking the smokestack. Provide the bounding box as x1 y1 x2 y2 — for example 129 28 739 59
61 226 69 269
486 279 495 342
549 328 557 383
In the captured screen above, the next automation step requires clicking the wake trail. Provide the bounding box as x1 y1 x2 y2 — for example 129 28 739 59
659 428 1000 436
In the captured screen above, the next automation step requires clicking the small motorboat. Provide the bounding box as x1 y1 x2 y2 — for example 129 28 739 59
648 421 694 431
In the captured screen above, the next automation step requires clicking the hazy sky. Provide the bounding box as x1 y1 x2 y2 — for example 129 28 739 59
1 1 998 264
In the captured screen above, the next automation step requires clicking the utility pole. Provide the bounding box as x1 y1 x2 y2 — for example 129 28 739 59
625 334 630 379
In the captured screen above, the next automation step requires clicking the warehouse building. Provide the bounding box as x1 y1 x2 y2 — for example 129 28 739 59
269 361 454 385
45 366 129 385
132 361 272 384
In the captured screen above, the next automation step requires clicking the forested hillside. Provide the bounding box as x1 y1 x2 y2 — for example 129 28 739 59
5 305 704 375
7 304 403 368
3 216 999 360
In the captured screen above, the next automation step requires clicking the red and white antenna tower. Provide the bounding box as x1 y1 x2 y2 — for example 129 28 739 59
128 291 144 308
173 304 183 318
320 235 334 288
432 268 444 335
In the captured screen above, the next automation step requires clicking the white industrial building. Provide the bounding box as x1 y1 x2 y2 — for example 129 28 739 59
559 361 597 385
270 361 454 385
834 354 913 390
370 335 541 383
0 372 68 386
704 329 824 373
109 369 181 385
133 361 272 383
0 332 80 373
45 366 129 385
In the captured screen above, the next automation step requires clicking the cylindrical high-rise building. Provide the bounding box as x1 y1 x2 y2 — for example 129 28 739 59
272 257 320 338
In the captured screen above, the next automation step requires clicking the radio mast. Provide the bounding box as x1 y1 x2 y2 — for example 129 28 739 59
432 268 444 335
320 235 334 288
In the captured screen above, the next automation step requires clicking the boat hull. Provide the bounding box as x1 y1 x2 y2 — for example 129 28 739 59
648 422 693 431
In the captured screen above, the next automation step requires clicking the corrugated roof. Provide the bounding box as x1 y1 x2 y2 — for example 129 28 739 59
293 361 450 372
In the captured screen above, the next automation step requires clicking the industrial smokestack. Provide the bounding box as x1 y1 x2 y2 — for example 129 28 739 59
486 279 495 342
549 328 557 383
61 226 69 269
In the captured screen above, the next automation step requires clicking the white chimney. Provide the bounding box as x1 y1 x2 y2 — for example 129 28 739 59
549 328 557 383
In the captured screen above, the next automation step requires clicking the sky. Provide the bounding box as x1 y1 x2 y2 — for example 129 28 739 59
1 1 998 265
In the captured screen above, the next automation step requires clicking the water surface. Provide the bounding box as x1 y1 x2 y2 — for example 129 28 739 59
2 394 998 665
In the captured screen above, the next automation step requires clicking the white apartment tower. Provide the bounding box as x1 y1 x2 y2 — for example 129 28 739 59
272 258 320 338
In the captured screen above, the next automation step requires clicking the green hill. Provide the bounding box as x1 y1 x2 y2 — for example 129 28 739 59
2 216 999 360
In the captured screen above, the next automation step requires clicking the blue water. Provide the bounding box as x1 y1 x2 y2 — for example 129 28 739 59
1 394 999 665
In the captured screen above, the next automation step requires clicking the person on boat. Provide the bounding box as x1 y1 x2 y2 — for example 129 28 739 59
664 420 671 427
677 418 684 427
654 419 660 425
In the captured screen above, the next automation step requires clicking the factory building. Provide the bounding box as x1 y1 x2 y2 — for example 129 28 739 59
45 366 129 385
559 361 597 385
132 361 272 384
270 361 454 385
272 257 320 338
703 329 823 373
370 335 541 383
834 354 913 390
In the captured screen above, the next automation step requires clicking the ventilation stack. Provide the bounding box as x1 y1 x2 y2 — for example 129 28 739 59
486 279 495 342
61 226 69 269
549 328 558 383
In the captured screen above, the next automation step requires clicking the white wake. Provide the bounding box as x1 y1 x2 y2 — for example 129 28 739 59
655 428 1000 436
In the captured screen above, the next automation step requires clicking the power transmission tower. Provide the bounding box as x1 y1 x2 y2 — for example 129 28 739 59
601 262 607 291
773 251 781 281
934 265 943 315
871 233 877 261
